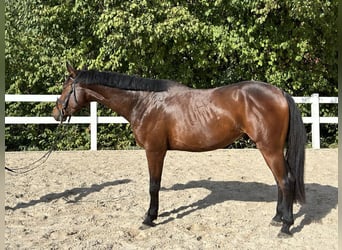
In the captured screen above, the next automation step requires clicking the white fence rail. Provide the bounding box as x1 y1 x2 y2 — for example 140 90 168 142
5 94 338 150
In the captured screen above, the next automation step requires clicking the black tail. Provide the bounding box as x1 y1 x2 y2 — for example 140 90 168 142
284 93 306 204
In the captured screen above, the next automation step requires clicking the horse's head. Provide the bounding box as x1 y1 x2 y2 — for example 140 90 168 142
52 62 85 122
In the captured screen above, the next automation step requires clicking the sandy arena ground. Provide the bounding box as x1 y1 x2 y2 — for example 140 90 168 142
5 149 338 249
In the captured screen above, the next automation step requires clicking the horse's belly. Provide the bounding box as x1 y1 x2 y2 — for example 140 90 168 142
168 126 242 152
166 99 242 151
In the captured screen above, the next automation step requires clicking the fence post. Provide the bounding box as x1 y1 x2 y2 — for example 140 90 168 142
311 93 320 149
90 102 97 150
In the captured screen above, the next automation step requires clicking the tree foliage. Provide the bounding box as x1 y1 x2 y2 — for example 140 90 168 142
5 0 338 150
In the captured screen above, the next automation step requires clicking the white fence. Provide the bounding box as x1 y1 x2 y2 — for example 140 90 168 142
5 94 338 150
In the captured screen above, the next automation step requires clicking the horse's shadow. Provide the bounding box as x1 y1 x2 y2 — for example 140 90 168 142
5 179 132 211
6 178 337 234
159 180 337 234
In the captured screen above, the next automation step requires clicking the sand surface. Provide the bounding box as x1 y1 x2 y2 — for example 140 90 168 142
5 149 338 249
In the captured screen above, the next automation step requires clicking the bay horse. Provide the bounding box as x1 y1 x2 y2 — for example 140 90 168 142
53 63 306 237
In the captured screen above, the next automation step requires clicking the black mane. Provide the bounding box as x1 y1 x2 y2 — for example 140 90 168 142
74 70 175 92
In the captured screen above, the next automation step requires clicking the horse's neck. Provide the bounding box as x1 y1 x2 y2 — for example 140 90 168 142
82 84 141 121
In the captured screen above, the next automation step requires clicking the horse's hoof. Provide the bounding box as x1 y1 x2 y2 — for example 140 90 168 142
141 217 156 229
270 219 282 227
139 223 153 230
277 231 293 238
277 225 293 238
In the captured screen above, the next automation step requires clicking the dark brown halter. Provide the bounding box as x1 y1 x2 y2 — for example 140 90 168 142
56 76 78 123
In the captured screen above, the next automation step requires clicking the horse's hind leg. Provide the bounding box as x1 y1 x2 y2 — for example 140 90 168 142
270 184 283 226
259 148 295 237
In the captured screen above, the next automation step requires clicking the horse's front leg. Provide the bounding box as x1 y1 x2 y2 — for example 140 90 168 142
142 150 166 227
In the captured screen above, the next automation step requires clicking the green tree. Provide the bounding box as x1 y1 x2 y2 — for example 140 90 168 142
5 0 338 150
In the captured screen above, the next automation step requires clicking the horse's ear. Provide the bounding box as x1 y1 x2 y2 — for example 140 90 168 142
66 61 77 78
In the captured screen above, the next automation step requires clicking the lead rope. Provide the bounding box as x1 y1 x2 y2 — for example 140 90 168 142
5 119 68 175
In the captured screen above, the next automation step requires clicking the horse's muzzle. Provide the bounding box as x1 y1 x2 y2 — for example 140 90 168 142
52 107 67 122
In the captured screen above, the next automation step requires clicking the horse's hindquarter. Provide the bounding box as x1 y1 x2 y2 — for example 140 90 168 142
236 82 289 149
